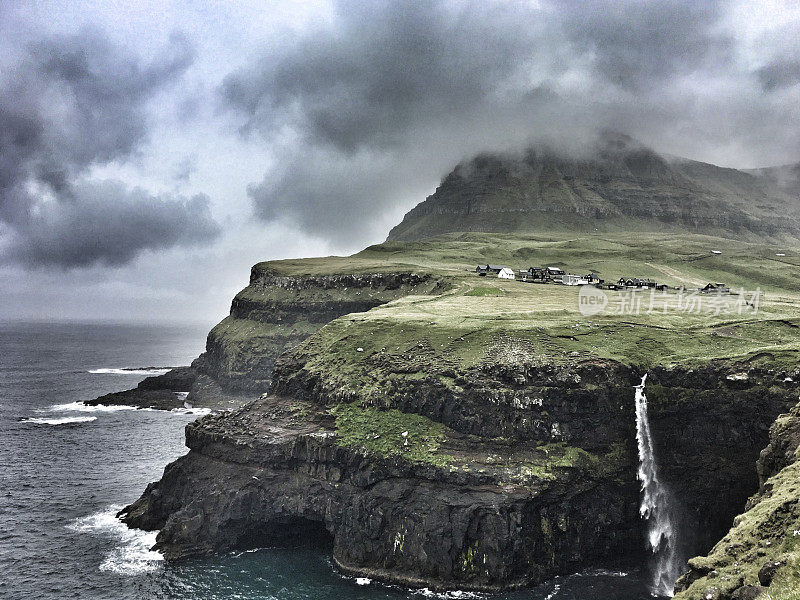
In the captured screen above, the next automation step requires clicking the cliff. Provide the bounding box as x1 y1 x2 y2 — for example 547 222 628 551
120 231 800 592
89 260 446 409
121 349 798 590
190 266 442 393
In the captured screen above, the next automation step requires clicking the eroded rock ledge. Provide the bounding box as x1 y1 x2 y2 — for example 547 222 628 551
121 395 638 591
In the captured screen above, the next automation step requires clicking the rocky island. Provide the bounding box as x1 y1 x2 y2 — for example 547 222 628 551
117 138 800 598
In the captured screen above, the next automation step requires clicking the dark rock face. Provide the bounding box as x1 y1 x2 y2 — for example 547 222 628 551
272 355 640 447
673 396 800 599
754 403 800 491
645 366 799 554
121 396 640 591
757 560 784 587
137 367 197 392
730 586 767 600
121 357 798 591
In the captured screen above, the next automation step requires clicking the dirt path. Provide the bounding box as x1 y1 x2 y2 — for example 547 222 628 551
645 263 705 286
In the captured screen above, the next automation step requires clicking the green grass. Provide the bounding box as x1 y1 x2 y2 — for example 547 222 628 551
464 286 506 296
243 232 800 372
330 403 453 467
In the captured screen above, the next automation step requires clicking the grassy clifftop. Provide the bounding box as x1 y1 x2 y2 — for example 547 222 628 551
261 232 800 373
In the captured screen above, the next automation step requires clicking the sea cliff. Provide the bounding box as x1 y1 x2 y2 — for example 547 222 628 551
120 232 800 593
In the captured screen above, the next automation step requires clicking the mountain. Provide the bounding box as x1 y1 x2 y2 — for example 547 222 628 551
387 133 800 242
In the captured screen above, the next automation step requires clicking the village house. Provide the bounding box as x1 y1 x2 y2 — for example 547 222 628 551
498 267 515 279
617 277 656 289
562 274 590 286
475 265 505 276
519 267 548 283
546 266 565 283
700 282 730 294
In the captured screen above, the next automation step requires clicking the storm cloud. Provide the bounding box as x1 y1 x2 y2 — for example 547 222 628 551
5 181 219 268
0 27 220 268
220 0 800 245
2 0 799 321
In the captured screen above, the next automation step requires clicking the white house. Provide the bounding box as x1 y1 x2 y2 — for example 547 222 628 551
498 267 516 280
563 274 590 286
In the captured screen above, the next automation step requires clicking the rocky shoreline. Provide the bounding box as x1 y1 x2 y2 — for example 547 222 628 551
86 365 256 412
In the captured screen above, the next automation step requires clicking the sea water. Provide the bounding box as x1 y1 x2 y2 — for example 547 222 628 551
0 321 652 600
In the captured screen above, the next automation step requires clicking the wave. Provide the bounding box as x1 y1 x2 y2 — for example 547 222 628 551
67 505 163 575
88 367 172 375
38 401 137 413
170 406 211 416
413 588 484 599
21 416 97 425
544 583 561 600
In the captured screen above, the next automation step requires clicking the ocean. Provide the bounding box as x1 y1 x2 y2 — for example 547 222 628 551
0 321 653 599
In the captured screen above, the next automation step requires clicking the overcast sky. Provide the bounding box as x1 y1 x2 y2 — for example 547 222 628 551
1 0 799 325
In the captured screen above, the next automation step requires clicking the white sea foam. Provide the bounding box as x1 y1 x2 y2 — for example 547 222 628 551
21 416 97 425
88 368 171 375
40 401 137 413
169 406 211 416
544 583 561 600
413 589 483 599
67 506 163 575
355 577 372 585
573 568 630 578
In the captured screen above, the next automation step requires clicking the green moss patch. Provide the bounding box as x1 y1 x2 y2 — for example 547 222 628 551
330 403 453 467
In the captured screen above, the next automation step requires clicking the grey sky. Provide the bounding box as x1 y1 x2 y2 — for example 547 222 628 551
0 0 798 324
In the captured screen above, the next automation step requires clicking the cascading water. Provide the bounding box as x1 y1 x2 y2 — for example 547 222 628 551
634 374 682 597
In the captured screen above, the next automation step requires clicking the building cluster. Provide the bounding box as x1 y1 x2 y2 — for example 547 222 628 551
474 264 729 294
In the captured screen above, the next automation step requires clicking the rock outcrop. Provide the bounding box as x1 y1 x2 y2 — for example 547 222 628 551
190 267 442 392
87 366 199 410
87 266 444 410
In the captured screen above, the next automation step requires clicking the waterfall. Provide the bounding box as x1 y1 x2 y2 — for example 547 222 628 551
634 374 681 597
